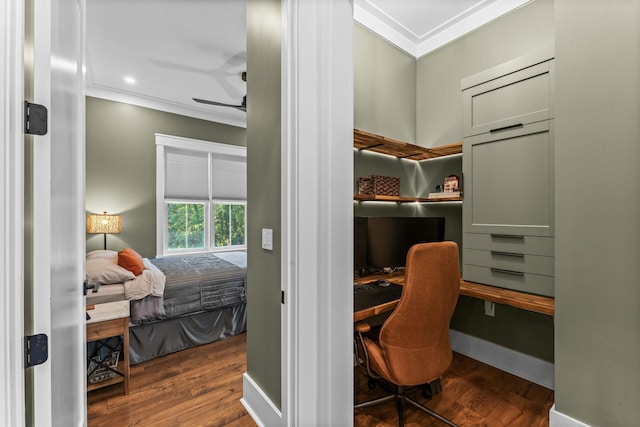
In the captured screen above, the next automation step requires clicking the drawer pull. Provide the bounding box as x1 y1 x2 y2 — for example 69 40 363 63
491 251 524 258
491 268 524 277
490 123 524 133
490 234 525 240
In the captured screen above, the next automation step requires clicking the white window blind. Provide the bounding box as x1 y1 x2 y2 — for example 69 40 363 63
165 149 209 200
211 155 247 199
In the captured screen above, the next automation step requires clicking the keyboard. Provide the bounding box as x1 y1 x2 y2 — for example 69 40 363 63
354 283 372 293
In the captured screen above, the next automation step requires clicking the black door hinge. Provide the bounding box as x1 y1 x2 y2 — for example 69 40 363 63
281 290 285 305
24 101 48 135
25 334 48 368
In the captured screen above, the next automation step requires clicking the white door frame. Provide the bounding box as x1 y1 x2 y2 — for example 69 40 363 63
1 0 26 425
32 0 87 424
280 0 354 425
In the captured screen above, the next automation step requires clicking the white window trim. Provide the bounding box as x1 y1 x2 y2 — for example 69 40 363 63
155 134 247 257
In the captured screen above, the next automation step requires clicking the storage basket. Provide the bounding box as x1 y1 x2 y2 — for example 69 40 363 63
87 350 120 384
358 175 400 196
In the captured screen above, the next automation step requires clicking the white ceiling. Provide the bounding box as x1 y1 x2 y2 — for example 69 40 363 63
85 0 530 128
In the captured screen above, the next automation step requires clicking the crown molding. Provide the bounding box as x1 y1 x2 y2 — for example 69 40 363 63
86 84 247 129
354 0 532 59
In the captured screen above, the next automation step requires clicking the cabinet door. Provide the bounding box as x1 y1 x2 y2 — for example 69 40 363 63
463 120 554 237
463 60 554 137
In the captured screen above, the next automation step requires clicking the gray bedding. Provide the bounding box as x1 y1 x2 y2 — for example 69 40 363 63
130 252 247 324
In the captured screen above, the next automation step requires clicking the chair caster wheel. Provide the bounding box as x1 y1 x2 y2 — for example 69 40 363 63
368 379 377 389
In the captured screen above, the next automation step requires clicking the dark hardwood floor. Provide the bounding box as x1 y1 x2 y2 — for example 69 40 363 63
88 333 553 427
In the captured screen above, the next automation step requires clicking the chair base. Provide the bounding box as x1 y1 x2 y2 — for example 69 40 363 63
355 386 458 427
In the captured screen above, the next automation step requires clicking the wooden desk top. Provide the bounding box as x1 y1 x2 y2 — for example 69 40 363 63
353 273 554 322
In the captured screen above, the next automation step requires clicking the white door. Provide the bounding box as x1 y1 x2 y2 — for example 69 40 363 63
26 0 86 425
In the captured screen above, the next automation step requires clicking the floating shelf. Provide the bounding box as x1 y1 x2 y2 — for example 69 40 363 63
354 129 462 161
354 194 463 203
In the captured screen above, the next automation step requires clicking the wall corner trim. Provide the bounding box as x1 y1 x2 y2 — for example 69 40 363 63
241 373 282 427
549 404 592 427
449 329 554 390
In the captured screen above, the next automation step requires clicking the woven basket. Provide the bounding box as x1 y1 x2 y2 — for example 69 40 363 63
358 175 400 196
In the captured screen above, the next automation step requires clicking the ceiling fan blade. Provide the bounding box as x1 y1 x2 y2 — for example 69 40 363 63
193 97 246 112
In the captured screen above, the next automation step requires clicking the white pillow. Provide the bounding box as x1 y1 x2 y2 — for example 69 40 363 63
86 250 135 286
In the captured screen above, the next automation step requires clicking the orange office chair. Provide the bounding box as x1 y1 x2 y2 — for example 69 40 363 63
354 241 460 427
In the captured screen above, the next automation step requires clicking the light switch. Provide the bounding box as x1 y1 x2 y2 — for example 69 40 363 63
261 228 273 250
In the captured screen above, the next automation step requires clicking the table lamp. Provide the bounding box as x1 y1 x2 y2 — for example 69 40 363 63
87 211 121 250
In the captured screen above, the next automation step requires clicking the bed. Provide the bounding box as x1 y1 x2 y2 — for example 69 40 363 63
85 249 247 365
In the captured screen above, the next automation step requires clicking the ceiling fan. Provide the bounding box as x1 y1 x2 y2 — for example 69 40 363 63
193 71 246 112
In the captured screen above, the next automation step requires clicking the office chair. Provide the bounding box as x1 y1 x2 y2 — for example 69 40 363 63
354 241 460 427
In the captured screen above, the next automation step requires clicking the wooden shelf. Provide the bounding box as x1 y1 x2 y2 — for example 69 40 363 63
459 281 554 316
354 194 463 203
354 129 462 161
354 273 554 316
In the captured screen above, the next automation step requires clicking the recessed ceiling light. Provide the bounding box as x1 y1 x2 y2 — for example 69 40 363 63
124 76 136 85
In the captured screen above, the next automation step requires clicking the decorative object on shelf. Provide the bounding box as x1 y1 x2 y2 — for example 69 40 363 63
428 191 462 200
444 174 460 192
87 211 122 250
358 175 400 197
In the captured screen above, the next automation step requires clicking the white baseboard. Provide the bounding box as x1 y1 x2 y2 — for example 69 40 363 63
241 372 282 427
549 404 592 427
450 329 555 390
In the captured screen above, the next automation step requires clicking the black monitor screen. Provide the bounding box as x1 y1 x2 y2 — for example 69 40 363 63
354 216 445 272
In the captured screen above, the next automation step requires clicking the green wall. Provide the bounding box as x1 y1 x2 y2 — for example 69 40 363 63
354 23 416 143
354 22 461 248
245 0 282 409
354 0 555 362
555 1 640 424
416 0 555 148
85 97 246 258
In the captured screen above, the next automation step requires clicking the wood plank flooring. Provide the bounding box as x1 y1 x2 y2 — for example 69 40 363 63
355 352 554 427
87 333 254 427
88 332 553 427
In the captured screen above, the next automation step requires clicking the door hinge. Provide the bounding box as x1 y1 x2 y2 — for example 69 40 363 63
25 334 48 368
24 101 48 135
281 290 285 305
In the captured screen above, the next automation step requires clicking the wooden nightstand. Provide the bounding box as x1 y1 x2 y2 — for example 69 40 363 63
86 300 130 394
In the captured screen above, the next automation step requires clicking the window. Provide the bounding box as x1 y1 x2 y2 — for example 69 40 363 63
167 202 206 251
213 202 246 248
156 134 246 256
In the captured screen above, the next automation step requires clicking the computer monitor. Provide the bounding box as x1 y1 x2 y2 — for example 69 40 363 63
354 216 445 273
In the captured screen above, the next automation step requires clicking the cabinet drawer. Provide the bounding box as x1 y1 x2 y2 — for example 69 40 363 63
462 59 554 137
464 233 554 256
463 264 554 297
463 248 554 277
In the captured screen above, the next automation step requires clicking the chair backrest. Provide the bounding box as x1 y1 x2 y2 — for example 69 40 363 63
378 241 460 386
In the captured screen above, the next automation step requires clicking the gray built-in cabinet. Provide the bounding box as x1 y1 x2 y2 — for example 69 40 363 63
461 50 555 297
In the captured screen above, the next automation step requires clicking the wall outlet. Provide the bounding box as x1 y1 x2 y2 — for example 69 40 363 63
261 228 273 250
484 300 495 317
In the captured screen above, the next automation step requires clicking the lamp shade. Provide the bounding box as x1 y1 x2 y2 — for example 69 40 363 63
87 212 121 234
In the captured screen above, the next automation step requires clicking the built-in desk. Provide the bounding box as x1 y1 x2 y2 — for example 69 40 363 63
354 273 554 321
